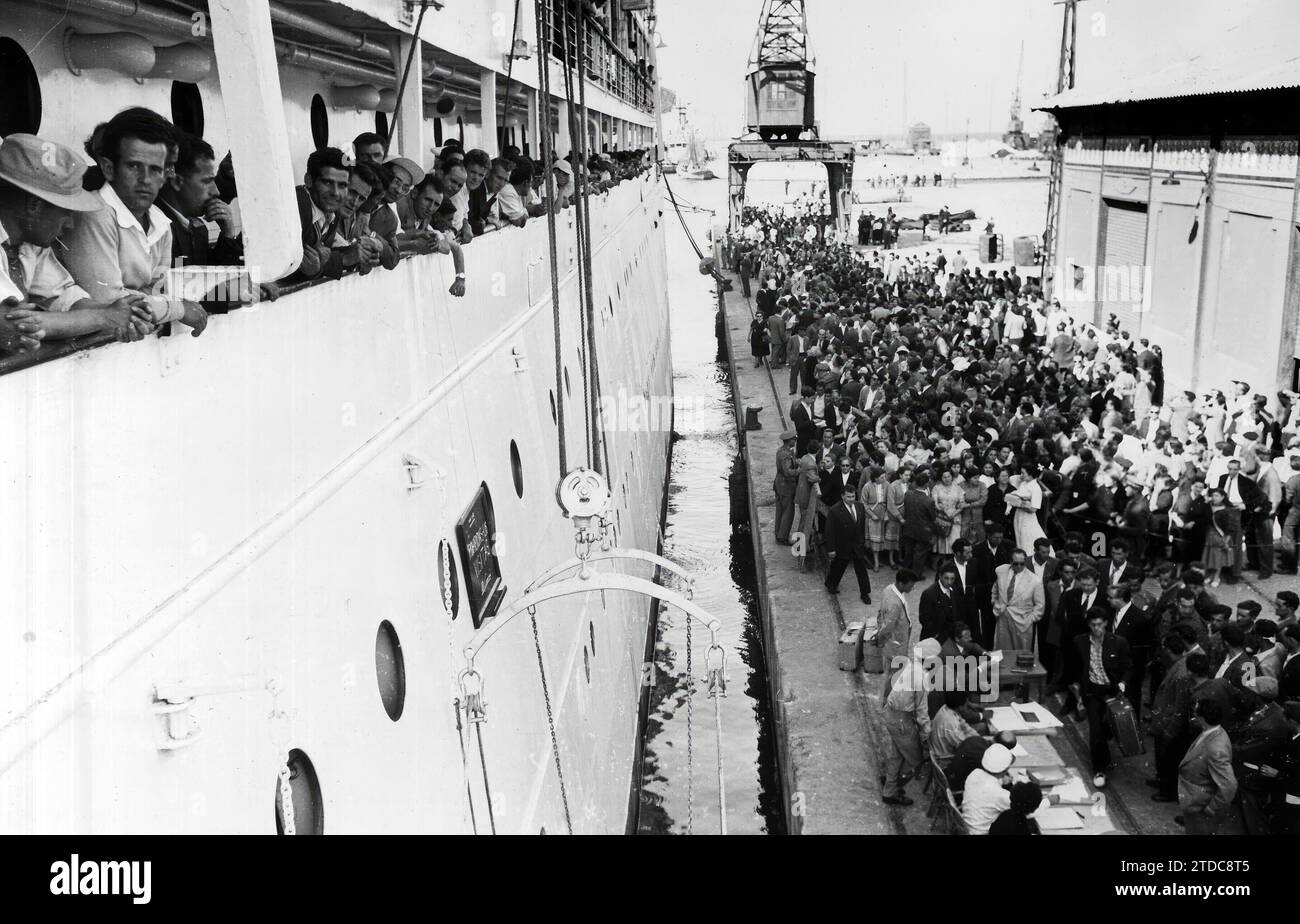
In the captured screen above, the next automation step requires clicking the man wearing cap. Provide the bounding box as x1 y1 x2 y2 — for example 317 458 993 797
880 637 939 807
546 159 573 211
962 743 1014 834
368 156 425 259
1231 675 1291 834
773 431 799 545
0 133 156 350
63 108 208 337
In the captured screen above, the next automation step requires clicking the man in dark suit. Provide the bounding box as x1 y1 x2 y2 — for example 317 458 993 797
948 539 977 627
790 387 817 456
919 563 959 643
823 493 872 604
1107 583 1155 720
1072 609 1134 788
1216 459 1265 583
158 134 244 268
1053 567 1102 712
970 525 1013 648
1099 538 1133 589
1279 625 1300 704
1041 558 1078 679
901 471 941 577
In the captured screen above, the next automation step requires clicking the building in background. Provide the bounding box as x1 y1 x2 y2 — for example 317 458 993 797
1038 58 1300 395
907 121 932 152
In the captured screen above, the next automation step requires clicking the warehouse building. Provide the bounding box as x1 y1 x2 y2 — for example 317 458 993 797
1037 58 1300 394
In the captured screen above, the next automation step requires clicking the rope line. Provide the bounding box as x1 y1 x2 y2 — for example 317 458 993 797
535 0 567 477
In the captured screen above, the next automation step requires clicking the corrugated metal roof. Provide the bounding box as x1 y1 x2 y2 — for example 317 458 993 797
1035 50 1300 110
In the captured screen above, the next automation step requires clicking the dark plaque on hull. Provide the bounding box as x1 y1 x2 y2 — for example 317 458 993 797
456 482 506 628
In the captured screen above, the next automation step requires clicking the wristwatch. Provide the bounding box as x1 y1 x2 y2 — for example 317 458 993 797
455 272 466 279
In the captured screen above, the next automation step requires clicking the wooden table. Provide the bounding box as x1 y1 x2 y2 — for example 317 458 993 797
991 649 1048 702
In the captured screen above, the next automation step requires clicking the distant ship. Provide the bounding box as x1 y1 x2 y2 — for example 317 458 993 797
1 0 675 835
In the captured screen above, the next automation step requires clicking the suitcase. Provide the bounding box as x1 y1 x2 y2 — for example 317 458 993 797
838 622 865 672
862 638 885 674
1106 696 1145 756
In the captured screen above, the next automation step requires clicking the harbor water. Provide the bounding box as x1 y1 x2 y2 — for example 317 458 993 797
636 173 784 835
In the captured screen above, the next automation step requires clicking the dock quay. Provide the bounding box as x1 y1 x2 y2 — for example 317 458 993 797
712 260 1282 837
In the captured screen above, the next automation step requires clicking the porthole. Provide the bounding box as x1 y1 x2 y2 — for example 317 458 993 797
510 439 524 498
375 110 389 143
583 645 591 683
438 538 460 620
310 93 329 150
274 748 324 835
375 620 406 721
589 621 596 657
170 80 204 137
549 389 557 423
564 366 572 397
0 37 42 136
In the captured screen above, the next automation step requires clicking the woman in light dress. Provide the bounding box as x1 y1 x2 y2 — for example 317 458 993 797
959 465 989 544
1197 392 1227 448
1006 462 1048 554
931 468 965 554
860 466 891 569
1132 368 1154 421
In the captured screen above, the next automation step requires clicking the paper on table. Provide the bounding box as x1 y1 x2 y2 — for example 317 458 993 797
1013 704 1063 729
1010 743 1030 759
1035 807 1085 830
1051 778 1091 804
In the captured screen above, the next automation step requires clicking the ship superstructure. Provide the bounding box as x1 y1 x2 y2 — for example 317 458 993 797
0 0 678 834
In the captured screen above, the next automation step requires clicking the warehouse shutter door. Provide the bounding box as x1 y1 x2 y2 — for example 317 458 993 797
1099 198 1149 338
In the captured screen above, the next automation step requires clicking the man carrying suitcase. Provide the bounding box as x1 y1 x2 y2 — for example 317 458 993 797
1070 608 1133 789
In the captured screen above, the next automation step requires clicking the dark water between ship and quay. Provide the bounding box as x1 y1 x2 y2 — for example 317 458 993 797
635 173 786 835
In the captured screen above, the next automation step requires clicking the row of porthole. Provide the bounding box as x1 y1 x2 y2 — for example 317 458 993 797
275 441 528 834
274 609 599 834
0 39 462 155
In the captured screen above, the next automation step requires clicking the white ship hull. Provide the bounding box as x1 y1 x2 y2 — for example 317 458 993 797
0 0 671 834
0 175 672 834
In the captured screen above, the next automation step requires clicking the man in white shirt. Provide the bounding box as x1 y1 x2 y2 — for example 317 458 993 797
962 743 1014 834
881 637 939 806
60 109 206 335
484 158 527 230
63 109 207 336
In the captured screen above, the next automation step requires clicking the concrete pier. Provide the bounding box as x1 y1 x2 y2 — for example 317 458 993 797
714 260 1284 836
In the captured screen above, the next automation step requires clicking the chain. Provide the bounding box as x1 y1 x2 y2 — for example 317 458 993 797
707 641 728 836
531 613 574 834
685 602 694 836
277 761 297 836
454 697 479 835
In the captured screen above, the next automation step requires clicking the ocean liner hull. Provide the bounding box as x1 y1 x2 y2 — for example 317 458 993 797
0 175 672 834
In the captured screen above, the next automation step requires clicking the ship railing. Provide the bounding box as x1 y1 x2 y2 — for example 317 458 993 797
0 168 653 378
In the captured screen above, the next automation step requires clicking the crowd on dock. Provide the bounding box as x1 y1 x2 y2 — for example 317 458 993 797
1 107 648 358
724 202 1300 835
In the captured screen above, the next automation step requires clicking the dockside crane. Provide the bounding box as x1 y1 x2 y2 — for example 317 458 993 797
728 1 854 236
744 0 817 141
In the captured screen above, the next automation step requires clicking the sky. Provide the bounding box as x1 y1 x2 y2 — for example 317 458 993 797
654 0 1300 140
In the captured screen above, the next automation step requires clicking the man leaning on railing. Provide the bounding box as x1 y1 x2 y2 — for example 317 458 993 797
0 133 158 353
62 108 209 338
